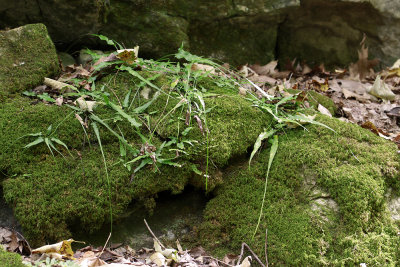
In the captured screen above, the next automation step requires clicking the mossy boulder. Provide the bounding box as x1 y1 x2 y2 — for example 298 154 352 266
0 24 60 101
199 114 400 265
1 62 400 265
1 69 270 245
0 246 24 267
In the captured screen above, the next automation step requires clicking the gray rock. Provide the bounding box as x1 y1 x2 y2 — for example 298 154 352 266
58 52 76 68
386 188 400 221
1 0 400 66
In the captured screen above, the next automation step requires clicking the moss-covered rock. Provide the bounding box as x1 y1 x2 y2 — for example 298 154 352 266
1 68 271 244
100 2 189 59
0 246 24 267
199 114 400 265
1 62 400 266
0 24 60 101
307 90 337 115
98 72 273 168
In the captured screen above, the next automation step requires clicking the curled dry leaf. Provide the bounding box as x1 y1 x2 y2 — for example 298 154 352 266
235 256 252 267
44 77 77 93
55 96 63 106
150 252 166 266
367 75 395 100
318 104 332 117
116 47 139 64
191 63 216 74
249 60 278 76
76 97 97 112
32 239 76 260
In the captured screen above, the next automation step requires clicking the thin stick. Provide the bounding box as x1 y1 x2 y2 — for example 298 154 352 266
202 256 233 267
144 219 165 249
98 231 112 257
237 243 266 267
265 229 269 267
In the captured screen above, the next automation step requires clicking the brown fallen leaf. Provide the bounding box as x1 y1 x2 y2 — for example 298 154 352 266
248 75 277 86
8 232 19 253
191 63 216 74
249 60 278 76
349 35 379 81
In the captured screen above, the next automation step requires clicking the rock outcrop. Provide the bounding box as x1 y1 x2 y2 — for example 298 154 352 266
1 0 400 67
1 23 400 265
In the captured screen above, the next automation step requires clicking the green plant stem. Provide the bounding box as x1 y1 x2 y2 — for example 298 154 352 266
252 135 278 239
92 122 113 235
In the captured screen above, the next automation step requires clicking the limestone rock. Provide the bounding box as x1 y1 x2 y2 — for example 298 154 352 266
0 23 60 100
1 0 400 67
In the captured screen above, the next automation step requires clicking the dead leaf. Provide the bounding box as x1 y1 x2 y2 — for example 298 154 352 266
116 47 139 64
55 96 63 106
93 53 119 67
349 35 379 80
150 252 165 266
367 75 395 100
223 254 238 265
248 75 277 86
76 97 97 112
235 256 251 267
8 232 19 252
32 239 77 260
191 63 215 74
44 77 77 93
176 240 183 253
249 60 278 75
318 104 332 117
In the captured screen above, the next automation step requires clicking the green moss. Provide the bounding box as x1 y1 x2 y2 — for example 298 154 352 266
0 94 195 245
200 114 400 265
101 2 189 58
98 71 273 168
0 96 83 175
307 90 338 115
0 247 24 267
0 24 60 101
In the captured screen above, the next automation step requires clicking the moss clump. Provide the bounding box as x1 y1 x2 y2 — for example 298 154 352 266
2 68 270 245
100 72 272 167
0 247 24 267
0 24 60 101
0 96 83 176
200 114 400 265
307 90 337 115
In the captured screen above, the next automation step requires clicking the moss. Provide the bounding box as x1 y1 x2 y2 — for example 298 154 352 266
0 95 195 245
101 2 189 59
0 96 85 175
98 71 273 168
0 247 24 267
307 90 338 115
200 114 400 265
0 24 60 101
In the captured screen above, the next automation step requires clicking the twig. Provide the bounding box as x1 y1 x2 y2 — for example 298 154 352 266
98 231 112 257
265 229 269 267
144 219 165 249
237 243 266 267
202 256 234 267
